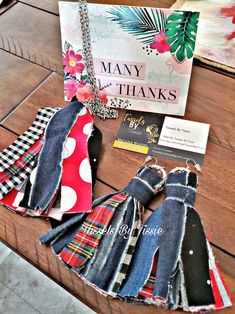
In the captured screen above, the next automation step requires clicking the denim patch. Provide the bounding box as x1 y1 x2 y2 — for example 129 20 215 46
29 101 85 211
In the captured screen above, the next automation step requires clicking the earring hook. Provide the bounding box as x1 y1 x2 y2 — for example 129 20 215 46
141 155 158 167
186 158 202 172
141 156 166 179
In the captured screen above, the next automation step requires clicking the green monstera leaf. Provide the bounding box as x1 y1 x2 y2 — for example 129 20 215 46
166 11 199 62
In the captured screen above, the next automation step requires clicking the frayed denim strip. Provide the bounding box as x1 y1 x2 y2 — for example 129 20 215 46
39 213 85 245
29 101 85 211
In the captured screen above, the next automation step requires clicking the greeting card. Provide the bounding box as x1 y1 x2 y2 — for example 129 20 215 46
59 2 199 115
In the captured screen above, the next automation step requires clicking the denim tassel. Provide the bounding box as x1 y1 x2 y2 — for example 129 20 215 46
29 101 85 211
119 169 191 302
79 166 167 295
119 168 233 311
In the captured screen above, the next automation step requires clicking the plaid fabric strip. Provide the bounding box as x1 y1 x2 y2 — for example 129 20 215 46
0 138 43 183
138 254 158 299
59 192 128 269
0 107 60 171
0 159 35 199
109 198 143 294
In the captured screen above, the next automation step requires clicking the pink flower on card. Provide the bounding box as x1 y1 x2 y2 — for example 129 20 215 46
65 79 83 100
76 85 93 102
63 50 85 75
76 86 108 104
150 31 170 53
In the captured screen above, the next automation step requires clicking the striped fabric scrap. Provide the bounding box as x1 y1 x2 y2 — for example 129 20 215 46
0 138 44 199
0 160 35 199
0 138 43 183
0 107 60 171
59 192 128 269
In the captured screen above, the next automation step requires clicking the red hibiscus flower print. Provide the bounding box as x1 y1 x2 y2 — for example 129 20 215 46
150 31 171 53
63 50 85 75
221 6 235 40
65 79 83 100
221 5 235 24
76 85 93 102
76 85 108 104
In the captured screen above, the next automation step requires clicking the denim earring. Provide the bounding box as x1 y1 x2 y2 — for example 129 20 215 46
119 166 232 312
81 164 167 296
40 163 167 297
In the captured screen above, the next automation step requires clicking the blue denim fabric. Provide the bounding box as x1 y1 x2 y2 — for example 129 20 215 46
119 170 197 302
123 166 165 207
83 196 134 288
29 101 85 211
167 267 180 309
52 224 81 255
39 213 84 245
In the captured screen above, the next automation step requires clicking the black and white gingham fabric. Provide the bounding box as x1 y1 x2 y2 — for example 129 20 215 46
0 159 35 200
0 107 60 172
108 198 142 295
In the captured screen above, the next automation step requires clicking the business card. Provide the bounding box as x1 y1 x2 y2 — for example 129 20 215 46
158 117 210 154
114 111 210 165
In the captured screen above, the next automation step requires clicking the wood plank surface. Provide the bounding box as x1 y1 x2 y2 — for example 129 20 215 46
0 2 61 70
185 65 235 151
0 126 17 149
19 0 176 15
19 0 61 14
1 123 234 313
0 50 50 121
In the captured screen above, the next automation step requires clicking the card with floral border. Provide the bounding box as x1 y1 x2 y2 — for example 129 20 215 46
59 2 199 115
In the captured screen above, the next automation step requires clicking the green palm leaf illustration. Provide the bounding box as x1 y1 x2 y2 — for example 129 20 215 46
166 11 199 62
108 6 167 45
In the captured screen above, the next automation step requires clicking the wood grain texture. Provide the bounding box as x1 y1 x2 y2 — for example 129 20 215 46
0 2 61 70
0 126 17 150
0 124 234 314
18 0 176 15
1 73 66 134
186 65 235 151
0 50 50 121
19 0 61 14
3 72 235 255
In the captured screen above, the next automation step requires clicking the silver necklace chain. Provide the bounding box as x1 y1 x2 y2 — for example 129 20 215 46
78 0 118 120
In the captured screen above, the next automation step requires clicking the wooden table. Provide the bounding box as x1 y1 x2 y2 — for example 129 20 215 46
0 1 234 313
